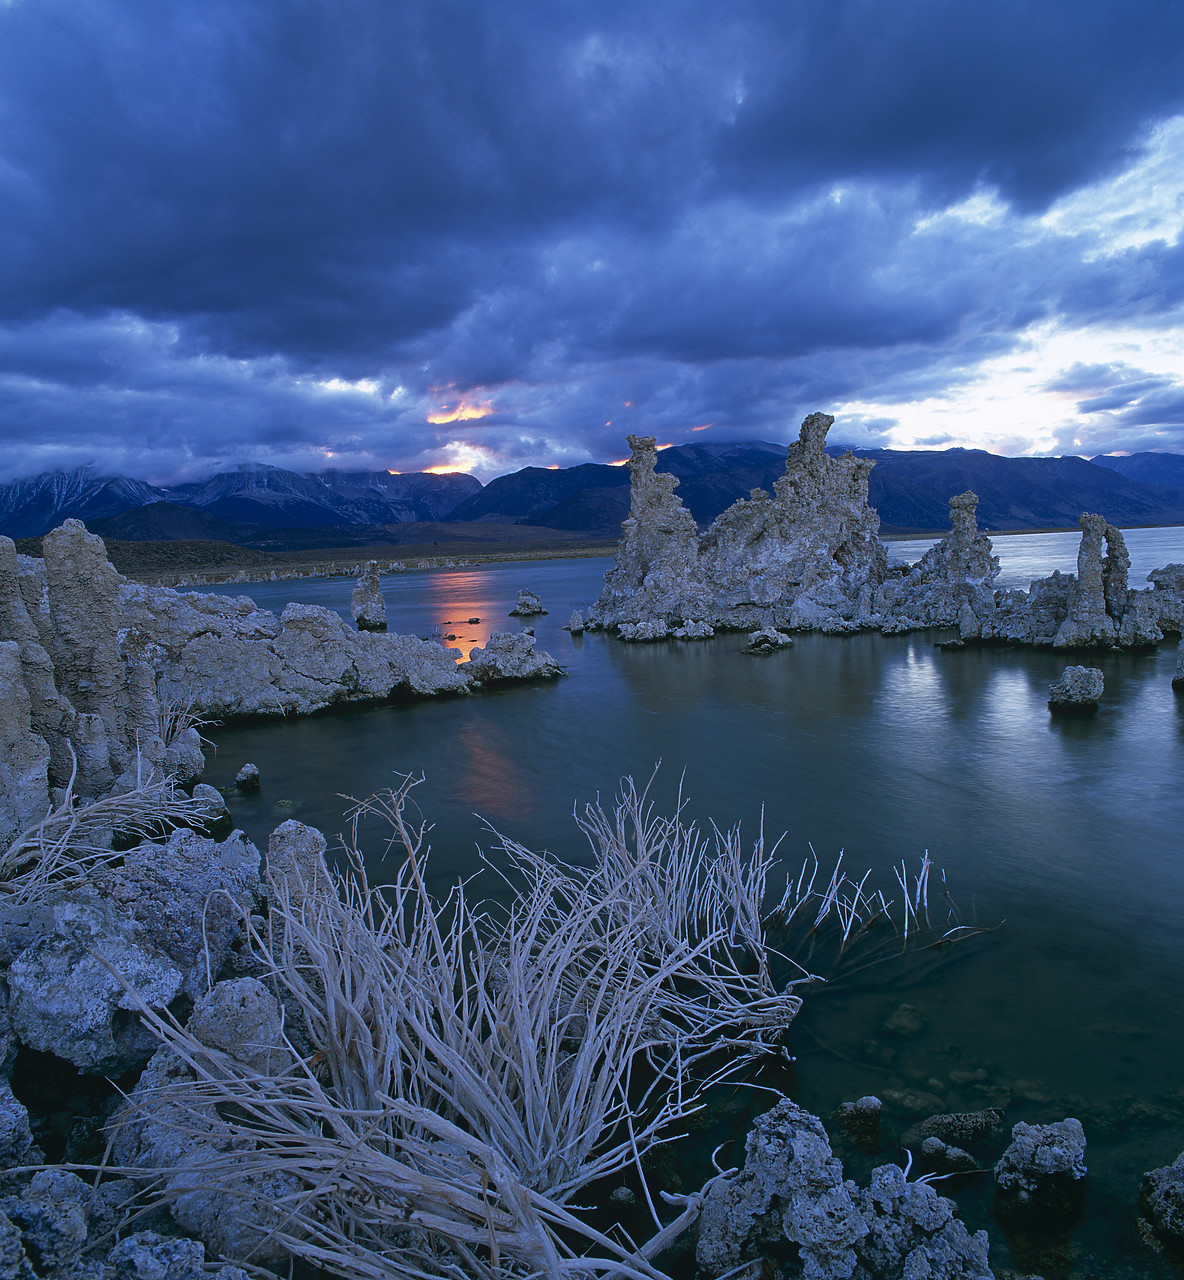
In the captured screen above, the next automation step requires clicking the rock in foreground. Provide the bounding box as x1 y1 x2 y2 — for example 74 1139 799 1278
696 1097 992 1279
1047 665 1104 713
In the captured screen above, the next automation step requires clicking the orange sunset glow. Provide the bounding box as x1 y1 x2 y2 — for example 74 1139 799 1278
426 398 493 424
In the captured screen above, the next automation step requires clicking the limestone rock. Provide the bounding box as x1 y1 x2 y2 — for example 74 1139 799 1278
836 1096 882 1150
185 977 288 1075
465 632 565 683
508 588 546 617
592 415 893 637
266 819 332 910
743 627 793 654
160 726 205 788
565 609 584 633
7 827 260 1071
1174 649 1184 692
696 1098 991 1280
42 520 132 782
617 619 670 642
93 826 262 1000
1139 1150 1184 1257
856 1163 992 1280
994 1118 1087 1222
0 1169 92 1278
696 1098 863 1278
1047 665 1103 713
119 579 470 719
672 619 713 638
0 1079 40 1170
106 1231 251 1280
0 640 51 849
1052 515 1122 648
350 560 387 631
111 1047 300 1265
234 762 260 792
879 491 1000 634
189 782 233 839
7 890 182 1073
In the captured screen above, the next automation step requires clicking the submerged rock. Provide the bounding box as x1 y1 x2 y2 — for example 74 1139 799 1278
836 1096 883 1151
1048 665 1104 713
994 1118 1087 1222
509 588 547 617
696 1097 992 1279
1139 1150 1184 1257
350 560 387 631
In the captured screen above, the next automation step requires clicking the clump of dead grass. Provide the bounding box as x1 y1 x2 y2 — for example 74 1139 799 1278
109 774 969 1278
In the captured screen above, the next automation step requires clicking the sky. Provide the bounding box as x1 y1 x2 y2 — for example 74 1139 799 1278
1 0 1183 485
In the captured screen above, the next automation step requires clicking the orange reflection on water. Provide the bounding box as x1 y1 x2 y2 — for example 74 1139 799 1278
453 722 530 823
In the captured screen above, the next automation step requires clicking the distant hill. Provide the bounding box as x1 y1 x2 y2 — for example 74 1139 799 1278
857 448 1184 531
88 502 261 543
1089 451 1184 488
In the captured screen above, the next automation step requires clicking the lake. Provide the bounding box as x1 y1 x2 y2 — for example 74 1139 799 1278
200 526 1184 1278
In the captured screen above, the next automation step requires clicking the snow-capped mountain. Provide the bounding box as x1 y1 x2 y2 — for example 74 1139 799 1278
0 468 171 538
0 462 482 539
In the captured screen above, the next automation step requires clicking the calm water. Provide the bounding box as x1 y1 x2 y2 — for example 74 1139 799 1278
200 530 1184 1277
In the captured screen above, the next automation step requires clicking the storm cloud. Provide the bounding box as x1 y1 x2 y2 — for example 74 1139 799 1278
1 0 1183 481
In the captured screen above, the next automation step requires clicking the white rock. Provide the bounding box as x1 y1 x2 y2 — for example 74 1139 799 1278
1048 665 1104 712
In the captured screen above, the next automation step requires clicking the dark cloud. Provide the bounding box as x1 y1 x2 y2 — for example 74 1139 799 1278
0 0 1182 481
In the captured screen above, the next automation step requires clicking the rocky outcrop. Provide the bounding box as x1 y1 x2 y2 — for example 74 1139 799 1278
970 517 1181 650
589 414 892 637
4 825 261 1074
566 609 584 633
878 491 1000 634
509 588 546 617
587 424 1184 653
1048 665 1104 713
465 631 567 683
1140 1150 1184 1257
994 1118 1087 1222
350 560 387 631
696 1098 992 1279
1174 649 1184 691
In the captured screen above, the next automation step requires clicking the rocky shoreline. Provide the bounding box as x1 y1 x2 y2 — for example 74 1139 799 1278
1 520 565 847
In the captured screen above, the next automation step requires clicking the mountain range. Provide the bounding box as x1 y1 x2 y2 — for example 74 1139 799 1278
3 446 1184 545
0 464 481 540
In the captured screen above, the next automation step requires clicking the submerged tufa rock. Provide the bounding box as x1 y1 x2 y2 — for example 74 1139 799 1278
1139 1150 1184 1257
994 1118 1087 1222
696 1097 992 1279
